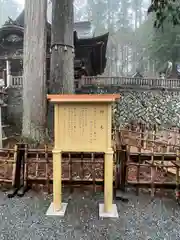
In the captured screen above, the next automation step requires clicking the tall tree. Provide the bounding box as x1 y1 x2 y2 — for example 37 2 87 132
22 0 47 142
132 0 143 29
87 0 109 35
50 0 74 94
148 0 180 27
132 13 156 75
74 0 88 22
146 14 180 72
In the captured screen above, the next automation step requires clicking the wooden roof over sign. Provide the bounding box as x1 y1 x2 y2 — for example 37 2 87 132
47 94 120 103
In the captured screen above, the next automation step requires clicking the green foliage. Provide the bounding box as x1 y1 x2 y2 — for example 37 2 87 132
148 0 180 27
140 12 180 70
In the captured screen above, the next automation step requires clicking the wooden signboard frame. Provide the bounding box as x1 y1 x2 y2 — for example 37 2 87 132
46 94 120 218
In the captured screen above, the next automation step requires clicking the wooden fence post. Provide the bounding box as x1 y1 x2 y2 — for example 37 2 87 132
116 149 120 190
12 145 18 187
119 144 128 192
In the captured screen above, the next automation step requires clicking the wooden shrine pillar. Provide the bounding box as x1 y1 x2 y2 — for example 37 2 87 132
46 94 120 218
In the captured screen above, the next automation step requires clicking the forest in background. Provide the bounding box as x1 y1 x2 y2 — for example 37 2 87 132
0 0 180 77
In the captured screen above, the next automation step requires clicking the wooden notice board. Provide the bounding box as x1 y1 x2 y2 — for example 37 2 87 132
47 94 120 152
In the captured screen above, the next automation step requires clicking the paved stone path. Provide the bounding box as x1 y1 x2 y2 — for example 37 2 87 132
0 189 180 240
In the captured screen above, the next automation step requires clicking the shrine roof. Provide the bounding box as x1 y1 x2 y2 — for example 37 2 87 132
15 10 24 26
47 94 120 103
15 10 92 38
0 11 109 75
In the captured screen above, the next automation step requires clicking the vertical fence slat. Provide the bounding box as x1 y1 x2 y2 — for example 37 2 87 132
69 153 73 193
92 153 96 193
119 145 127 192
45 145 50 193
150 130 155 197
24 144 28 190
176 149 180 191
12 145 18 186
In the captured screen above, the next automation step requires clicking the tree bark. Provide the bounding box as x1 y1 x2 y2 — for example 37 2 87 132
22 0 47 142
50 0 74 94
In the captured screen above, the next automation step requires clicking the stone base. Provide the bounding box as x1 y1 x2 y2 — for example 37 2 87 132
46 202 68 216
99 203 119 218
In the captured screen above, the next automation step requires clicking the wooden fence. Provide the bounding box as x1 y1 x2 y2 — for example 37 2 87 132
117 125 180 197
0 146 106 193
0 130 180 199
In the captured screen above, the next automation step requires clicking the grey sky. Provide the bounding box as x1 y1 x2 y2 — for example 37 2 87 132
15 0 24 4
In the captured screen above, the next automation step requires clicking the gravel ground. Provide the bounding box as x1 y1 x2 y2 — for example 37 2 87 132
0 189 180 240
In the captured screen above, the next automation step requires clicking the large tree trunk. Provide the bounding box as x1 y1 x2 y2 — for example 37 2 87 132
22 0 47 142
47 0 74 138
50 0 74 93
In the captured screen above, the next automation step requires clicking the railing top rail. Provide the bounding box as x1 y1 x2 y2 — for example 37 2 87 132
80 76 180 82
9 75 180 90
10 75 180 80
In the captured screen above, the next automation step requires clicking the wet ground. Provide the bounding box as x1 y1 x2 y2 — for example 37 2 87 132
0 189 180 240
